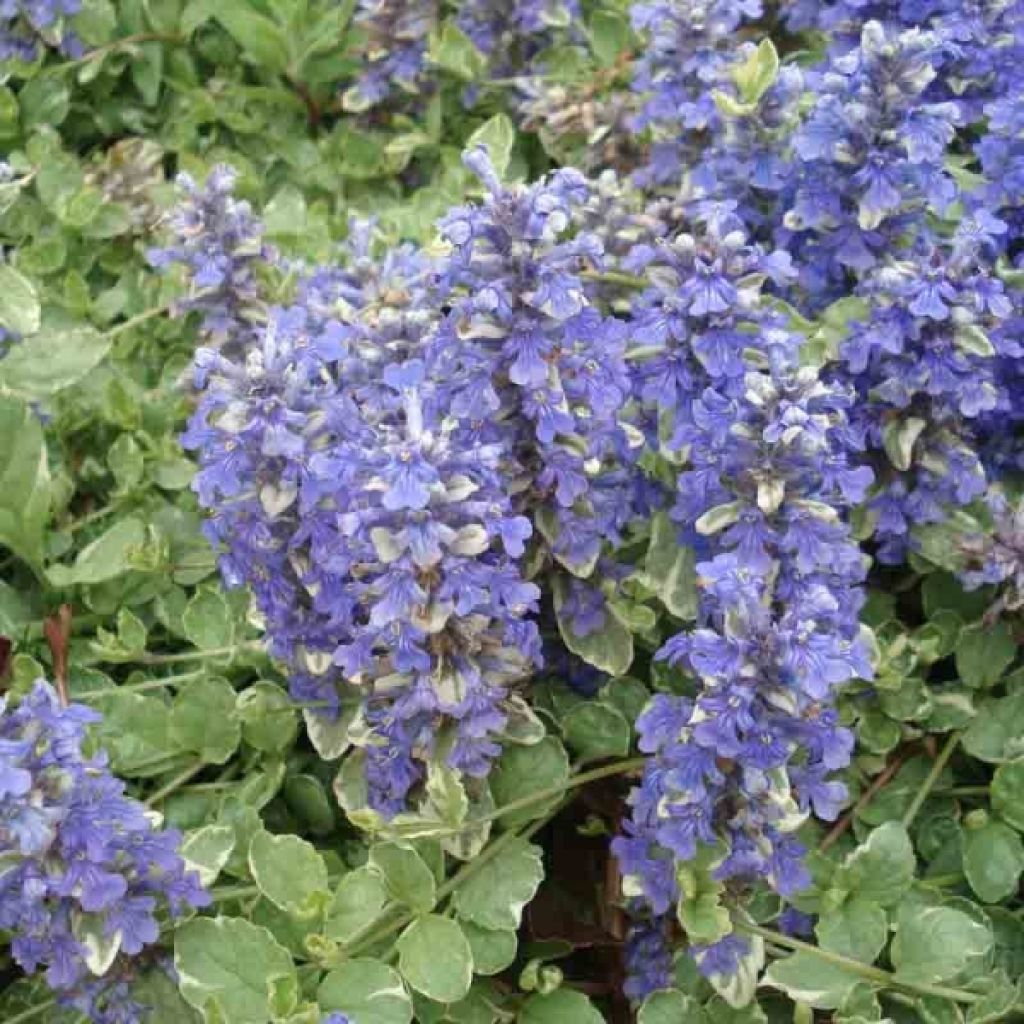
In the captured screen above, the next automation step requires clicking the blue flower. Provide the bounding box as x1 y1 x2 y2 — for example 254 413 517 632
0 683 208 1000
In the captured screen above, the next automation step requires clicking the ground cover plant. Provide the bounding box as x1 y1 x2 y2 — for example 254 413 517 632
0 0 1023 1021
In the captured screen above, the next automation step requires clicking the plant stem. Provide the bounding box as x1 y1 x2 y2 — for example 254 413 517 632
903 732 960 828
390 756 646 839
580 269 647 290
47 32 184 73
938 785 988 798
821 748 910 851
211 883 261 903
107 299 182 339
740 923 981 1005
138 641 263 665
145 761 206 807
347 803 563 958
4 998 57 1024
73 669 208 702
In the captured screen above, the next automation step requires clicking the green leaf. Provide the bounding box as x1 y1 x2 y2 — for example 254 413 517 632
562 701 630 761
816 900 887 964
427 21 487 81
465 113 516 180
369 842 437 914
0 265 40 336
587 10 630 66
963 820 1024 904
553 576 633 676
182 587 234 649
992 761 1024 831
319 961 412 1024
248 830 329 918
732 38 780 103
283 773 335 835
678 887 732 945
396 915 474 1003
47 517 144 587
461 922 517 975
325 866 389 942
180 825 236 887
175 916 296 1024
831 822 915 906
97 693 182 775
763 952 859 1009
213 0 290 73
883 416 927 472
490 737 569 828
965 970 1020 1023
955 621 1016 688
954 324 996 357
963 693 1024 763
20 76 69 128
891 904 993 984
695 501 743 536
638 990 698 1024
643 510 698 619
0 395 50 568
171 677 241 764
519 989 605 1024
452 838 544 931
108 434 145 490
238 681 298 753
0 326 111 400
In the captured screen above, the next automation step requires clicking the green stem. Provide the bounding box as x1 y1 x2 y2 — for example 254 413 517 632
74 669 208 701
903 732 960 828
211 883 261 904
138 640 263 665
145 761 206 807
390 756 646 838
106 299 181 339
938 785 989 798
4 999 57 1024
347 803 563 958
741 923 981 1006
580 269 647 290
46 32 184 73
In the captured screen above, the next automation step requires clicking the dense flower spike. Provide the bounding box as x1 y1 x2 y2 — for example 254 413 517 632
431 147 635 583
148 166 275 347
628 0 762 187
0 682 209 1000
343 0 437 111
0 0 80 61
178 173 543 815
614 214 871 986
457 0 580 82
835 234 1011 561
781 22 959 300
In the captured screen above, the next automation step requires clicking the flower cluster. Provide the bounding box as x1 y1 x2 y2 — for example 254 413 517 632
613 214 870 995
0 682 209 1004
960 489 1024 615
147 166 274 347
628 0 763 188
781 22 959 300
457 0 580 76
343 0 437 112
343 0 583 114
308 358 542 814
431 148 635 584
174 171 550 816
0 0 80 61
835 232 1012 561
